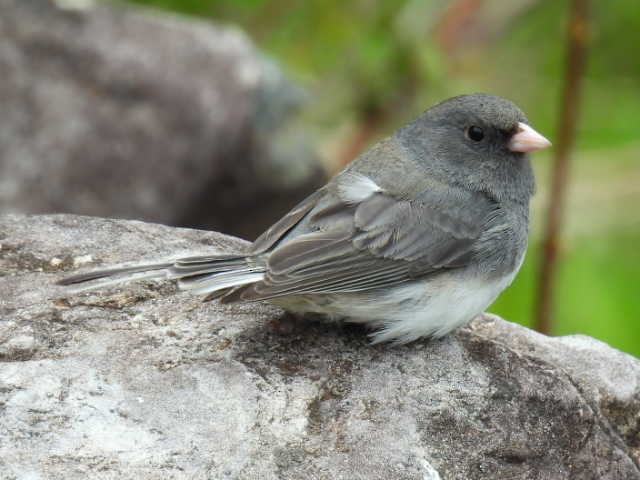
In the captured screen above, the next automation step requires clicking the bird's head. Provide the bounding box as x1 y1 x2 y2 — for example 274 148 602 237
399 93 551 203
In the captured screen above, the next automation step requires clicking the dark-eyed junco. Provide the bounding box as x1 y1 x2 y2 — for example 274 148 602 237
60 93 551 343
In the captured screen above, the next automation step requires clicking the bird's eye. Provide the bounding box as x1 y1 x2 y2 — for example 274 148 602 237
466 126 484 142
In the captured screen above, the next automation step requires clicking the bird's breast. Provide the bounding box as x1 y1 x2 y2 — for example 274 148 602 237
271 266 521 344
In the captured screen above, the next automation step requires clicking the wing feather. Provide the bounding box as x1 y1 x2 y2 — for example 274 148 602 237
221 177 500 303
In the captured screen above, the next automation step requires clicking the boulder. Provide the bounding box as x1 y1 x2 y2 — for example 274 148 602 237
1 214 639 479
0 0 324 239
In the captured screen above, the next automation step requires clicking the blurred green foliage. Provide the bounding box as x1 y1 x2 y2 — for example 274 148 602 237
493 231 640 355
124 0 639 356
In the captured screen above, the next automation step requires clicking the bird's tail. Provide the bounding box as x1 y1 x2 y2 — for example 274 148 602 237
57 253 266 300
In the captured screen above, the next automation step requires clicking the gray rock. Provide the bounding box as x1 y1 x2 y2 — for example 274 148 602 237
0 0 324 239
1 213 639 480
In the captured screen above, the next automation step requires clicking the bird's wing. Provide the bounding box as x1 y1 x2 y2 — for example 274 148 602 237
223 176 500 302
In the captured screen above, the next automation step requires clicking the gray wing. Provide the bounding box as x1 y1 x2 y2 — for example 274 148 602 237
223 181 501 302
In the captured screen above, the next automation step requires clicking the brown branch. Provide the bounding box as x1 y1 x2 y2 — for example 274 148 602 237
534 0 590 334
434 0 484 54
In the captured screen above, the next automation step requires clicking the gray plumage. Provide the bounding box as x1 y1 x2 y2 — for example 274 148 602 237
59 93 550 343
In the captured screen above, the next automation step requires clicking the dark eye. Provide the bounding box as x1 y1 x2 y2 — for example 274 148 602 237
466 126 484 142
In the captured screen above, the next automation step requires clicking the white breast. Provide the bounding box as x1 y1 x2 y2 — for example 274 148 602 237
287 266 522 344
367 271 518 343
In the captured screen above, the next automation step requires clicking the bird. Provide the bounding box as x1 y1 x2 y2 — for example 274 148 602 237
59 93 551 344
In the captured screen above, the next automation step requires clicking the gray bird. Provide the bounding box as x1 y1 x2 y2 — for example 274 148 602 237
59 93 551 343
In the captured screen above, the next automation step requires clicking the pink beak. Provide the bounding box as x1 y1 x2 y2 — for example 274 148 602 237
508 122 552 153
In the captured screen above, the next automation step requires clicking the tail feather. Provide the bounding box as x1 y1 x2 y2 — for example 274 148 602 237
202 287 235 302
187 271 266 295
57 254 265 299
62 269 171 294
57 262 173 286
171 256 250 274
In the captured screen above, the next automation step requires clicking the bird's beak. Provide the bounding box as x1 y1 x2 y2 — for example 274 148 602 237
508 122 552 153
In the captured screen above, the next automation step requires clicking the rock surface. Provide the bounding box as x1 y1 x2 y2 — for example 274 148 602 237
1 214 639 480
0 0 324 239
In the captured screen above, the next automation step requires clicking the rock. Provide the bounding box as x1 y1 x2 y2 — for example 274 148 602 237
0 0 324 239
1 213 639 480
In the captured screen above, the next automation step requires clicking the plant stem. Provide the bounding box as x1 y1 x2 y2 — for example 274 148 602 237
534 0 590 334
